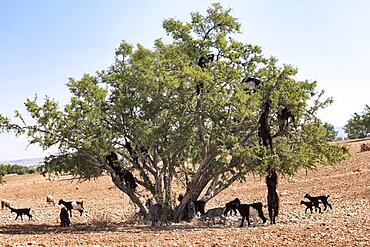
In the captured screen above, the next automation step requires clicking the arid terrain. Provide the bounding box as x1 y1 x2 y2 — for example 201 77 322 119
1 139 369 247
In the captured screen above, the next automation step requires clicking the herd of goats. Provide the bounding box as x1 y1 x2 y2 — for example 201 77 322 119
0 54 335 228
0 191 332 228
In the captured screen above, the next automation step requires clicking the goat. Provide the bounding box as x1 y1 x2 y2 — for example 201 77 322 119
177 194 206 221
145 198 168 226
258 100 273 151
236 202 267 227
242 77 262 92
196 53 214 95
224 198 240 216
266 170 280 224
58 199 84 217
360 143 370 152
304 194 332 211
197 53 214 69
60 207 71 227
9 207 32 220
278 107 296 133
46 195 56 206
300 200 321 214
106 151 137 191
199 207 226 225
1 199 11 210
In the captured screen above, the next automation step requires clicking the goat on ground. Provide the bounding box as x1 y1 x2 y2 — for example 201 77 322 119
266 170 280 224
236 202 267 227
145 198 168 226
9 207 32 220
304 194 332 211
58 199 84 217
46 195 56 206
177 194 206 221
224 198 240 216
360 143 370 152
60 207 71 227
1 199 10 210
300 200 321 214
258 100 273 151
199 207 226 225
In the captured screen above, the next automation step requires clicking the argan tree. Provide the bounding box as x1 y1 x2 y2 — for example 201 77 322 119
0 4 348 221
344 105 370 139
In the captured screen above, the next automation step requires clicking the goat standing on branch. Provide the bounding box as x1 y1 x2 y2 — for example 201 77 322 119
278 107 296 133
106 151 137 191
258 100 273 151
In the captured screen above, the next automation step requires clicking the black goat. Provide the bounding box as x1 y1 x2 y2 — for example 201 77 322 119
106 151 137 191
196 53 214 95
58 199 84 217
304 194 332 211
177 194 206 221
236 202 267 227
278 107 296 132
197 53 214 69
10 207 32 220
258 100 273 151
266 170 280 224
300 200 321 214
224 198 240 216
60 207 71 227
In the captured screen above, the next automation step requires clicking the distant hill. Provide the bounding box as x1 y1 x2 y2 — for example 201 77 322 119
0 157 44 169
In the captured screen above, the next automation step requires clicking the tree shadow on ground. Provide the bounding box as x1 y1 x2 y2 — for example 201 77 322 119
0 221 239 235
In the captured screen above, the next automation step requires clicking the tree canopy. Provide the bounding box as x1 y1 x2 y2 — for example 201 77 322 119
344 105 370 139
0 3 348 220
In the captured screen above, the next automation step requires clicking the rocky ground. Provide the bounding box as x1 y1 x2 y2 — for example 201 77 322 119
0 139 369 247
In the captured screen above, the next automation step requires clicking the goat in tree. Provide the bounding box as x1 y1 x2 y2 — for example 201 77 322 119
278 107 296 133
106 151 137 191
258 100 273 151
196 53 214 95
197 53 214 69
242 77 262 92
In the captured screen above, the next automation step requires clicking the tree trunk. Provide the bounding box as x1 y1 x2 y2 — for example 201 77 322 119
173 167 213 221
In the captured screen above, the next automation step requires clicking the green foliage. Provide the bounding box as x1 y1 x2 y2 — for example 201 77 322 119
0 164 36 183
323 122 338 141
344 105 370 139
0 4 349 215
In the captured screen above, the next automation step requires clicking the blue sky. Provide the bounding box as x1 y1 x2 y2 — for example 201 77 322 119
0 0 369 160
